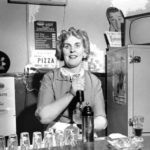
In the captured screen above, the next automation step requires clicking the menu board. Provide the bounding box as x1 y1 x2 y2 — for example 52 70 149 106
34 21 57 50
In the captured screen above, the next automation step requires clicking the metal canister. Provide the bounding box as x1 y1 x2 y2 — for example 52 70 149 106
82 104 94 142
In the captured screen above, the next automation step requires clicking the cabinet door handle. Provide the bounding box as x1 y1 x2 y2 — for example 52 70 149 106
129 56 141 63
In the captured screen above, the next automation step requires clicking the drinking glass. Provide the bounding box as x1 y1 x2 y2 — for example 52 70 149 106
7 134 18 150
63 124 79 146
43 130 53 148
55 130 64 147
20 132 30 150
132 115 144 141
0 135 5 150
32 132 42 149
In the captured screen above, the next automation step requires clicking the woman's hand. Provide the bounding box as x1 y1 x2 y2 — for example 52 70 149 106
70 77 85 96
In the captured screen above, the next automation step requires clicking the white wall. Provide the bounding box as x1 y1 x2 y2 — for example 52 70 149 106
0 0 27 73
0 0 150 73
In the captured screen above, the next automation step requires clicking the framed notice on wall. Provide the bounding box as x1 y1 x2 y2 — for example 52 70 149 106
28 20 58 69
34 21 57 50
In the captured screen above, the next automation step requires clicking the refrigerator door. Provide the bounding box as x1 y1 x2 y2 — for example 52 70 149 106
107 48 128 135
0 77 16 136
107 45 150 136
132 48 150 134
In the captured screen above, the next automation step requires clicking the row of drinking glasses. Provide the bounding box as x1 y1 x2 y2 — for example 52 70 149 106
0 134 18 150
0 126 79 150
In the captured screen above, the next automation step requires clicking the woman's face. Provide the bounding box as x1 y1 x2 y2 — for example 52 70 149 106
63 35 86 68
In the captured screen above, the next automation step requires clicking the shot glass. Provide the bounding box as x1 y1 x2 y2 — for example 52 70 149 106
20 132 30 150
7 134 18 150
43 130 53 148
0 135 5 150
32 132 42 149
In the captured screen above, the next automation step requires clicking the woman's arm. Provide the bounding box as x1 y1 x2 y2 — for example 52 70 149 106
91 73 107 131
94 115 107 131
37 92 74 124
36 71 85 125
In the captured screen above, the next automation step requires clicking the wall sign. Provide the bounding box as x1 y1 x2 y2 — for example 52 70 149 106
29 20 57 69
34 21 57 50
105 31 122 47
0 51 10 73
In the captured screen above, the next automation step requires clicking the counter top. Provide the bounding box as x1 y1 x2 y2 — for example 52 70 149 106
42 136 150 150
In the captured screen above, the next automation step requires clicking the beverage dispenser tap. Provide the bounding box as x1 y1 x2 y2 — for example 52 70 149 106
76 90 84 111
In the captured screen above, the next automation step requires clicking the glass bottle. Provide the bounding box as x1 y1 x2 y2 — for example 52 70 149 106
75 90 84 133
82 103 94 142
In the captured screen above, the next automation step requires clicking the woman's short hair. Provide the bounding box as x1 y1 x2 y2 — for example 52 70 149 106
56 27 90 61
106 7 124 24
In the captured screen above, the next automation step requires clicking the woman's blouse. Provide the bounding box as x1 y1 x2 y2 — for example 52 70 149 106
36 68 106 124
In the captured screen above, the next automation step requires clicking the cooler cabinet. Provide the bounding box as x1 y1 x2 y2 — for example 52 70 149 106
107 45 150 136
0 77 16 136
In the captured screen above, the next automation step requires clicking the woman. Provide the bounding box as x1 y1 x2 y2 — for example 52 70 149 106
35 27 107 133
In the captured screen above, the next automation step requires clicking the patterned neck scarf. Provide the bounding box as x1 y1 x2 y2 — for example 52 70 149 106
60 67 84 81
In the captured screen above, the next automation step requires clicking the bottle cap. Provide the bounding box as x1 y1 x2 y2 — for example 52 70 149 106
82 103 93 116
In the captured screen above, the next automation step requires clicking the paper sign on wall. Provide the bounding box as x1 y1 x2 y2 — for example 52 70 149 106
29 21 57 69
105 31 122 47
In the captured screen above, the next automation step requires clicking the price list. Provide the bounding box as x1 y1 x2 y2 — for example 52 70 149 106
34 21 57 50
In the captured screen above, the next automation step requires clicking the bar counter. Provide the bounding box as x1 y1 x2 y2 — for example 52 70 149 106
40 136 150 150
